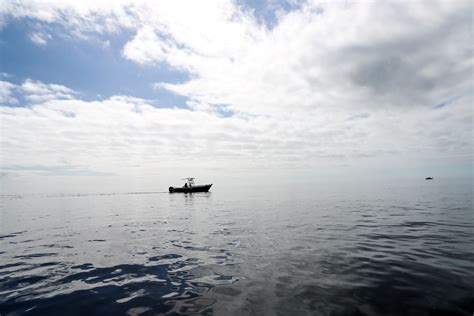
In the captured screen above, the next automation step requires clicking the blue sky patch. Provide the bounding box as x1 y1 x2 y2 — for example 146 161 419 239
237 0 303 29
0 19 190 108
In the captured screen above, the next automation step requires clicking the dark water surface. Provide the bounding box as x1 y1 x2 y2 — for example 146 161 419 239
1 179 473 315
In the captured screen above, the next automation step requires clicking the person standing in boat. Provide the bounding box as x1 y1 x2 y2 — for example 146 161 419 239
184 182 188 188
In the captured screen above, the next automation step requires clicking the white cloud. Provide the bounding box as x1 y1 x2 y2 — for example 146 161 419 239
20 79 76 102
1 72 12 78
1 79 471 181
0 1 472 183
0 80 18 104
29 32 50 46
0 79 77 106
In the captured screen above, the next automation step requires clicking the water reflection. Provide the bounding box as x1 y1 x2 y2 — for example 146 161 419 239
1 180 473 315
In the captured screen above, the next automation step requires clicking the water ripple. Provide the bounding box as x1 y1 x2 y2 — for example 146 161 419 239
1 180 473 315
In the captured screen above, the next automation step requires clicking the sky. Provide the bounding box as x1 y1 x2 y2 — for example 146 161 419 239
0 0 472 193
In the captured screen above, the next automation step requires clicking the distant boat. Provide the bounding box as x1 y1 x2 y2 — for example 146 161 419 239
169 178 212 193
425 177 434 180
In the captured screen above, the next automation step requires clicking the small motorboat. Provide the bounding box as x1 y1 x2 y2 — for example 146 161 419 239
425 177 434 180
169 178 212 193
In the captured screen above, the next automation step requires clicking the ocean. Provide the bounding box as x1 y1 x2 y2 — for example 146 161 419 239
1 178 473 315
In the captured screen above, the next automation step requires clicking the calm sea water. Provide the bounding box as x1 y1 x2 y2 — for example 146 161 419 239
1 178 473 315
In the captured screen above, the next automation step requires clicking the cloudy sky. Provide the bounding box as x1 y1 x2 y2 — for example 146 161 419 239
0 0 472 193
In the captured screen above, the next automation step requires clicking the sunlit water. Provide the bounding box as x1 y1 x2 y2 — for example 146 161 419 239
1 179 473 315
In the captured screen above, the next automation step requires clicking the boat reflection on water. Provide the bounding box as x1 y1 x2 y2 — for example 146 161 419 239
169 178 213 193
